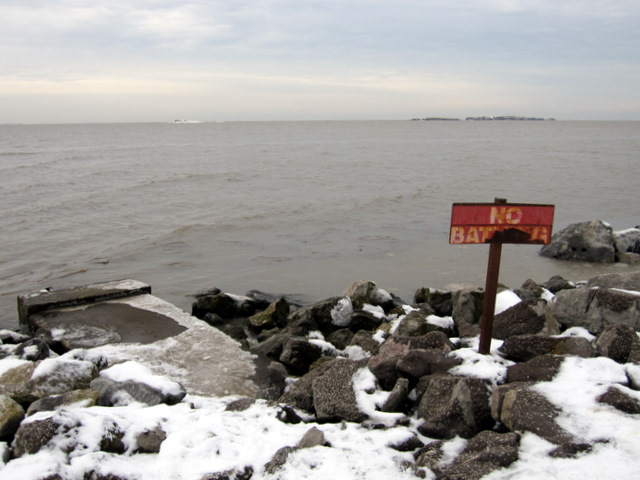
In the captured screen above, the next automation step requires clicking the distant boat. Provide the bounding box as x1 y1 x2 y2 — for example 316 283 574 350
170 119 204 124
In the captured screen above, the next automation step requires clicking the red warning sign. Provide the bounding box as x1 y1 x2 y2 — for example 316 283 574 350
450 203 555 245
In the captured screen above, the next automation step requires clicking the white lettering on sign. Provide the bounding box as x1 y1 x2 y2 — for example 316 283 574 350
489 206 523 225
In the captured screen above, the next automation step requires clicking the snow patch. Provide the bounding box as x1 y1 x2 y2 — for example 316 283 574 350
101 361 184 398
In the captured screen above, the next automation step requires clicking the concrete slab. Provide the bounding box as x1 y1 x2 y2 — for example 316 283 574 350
18 281 257 397
18 279 152 325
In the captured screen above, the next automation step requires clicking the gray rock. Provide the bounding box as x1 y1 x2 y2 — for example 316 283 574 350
381 378 409 413
613 228 640 254
596 386 640 414
11 416 62 457
261 361 288 398
248 298 289 331
90 376 185 407
85 471 130 480
549 288 640 334
617 252 640 264
417 374 493 439
553 336 597 358
388 434 424 452
278 360 337 413
415 440 445 471
438 431 520 480
14 411 124 458
492 383 581 450
99 419 126 454
285 296 345 336
498 334 561 361
192 292 257 319
539 220 615 263
586 271 640 292
413 288 453 317
279 336 323 376
348 310 384 333
224 397 255 412
452 288 484 338
0 330 31 344
0 395 25 441
392 309 438 337
396 349 462 381
541 275 576 294
0 362 36 403
405 331 456 351
15 339 50 361
135 425 167 453
367 339 410 390
506 354 564 383
595 324 640 363
264 446 297 475
325 328 354 350
493 298 560 339
343 280 397 311
312 359 369 423
348 330 380 355
24 358 98 403
26 389 99 416
201 466 253 480
297 426 326 448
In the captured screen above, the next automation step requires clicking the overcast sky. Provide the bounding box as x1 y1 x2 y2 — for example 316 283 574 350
1 0 639 123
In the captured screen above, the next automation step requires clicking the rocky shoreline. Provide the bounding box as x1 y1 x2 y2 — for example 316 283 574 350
2 263 640 479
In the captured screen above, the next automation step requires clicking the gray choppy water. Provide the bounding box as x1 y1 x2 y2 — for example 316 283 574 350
1 120 639 329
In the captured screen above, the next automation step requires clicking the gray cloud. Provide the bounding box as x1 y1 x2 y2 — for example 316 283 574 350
1 0 639 121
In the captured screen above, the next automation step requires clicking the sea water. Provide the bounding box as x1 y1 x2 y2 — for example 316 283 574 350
1 120 639 330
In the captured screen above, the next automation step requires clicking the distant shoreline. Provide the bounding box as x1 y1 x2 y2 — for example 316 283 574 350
411 116 556 121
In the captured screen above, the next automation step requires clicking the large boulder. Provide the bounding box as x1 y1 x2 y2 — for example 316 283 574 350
396 350 462 382
0 395 25 441
343 280 399 311
278 360 336 413
29 359 98 402
11 415 63 457
539 220 615 263
491 383 587 454
548 287 640 334
596 386 640 414
248 298 290 331
285 296 350 336
452 287 484 338
90 374 186 407
11 413 125 458
493 298 560 339
586 271 640 292
613 228 640 255
367 340 410 390
413 288 453 317
392 309 439 338
505 354 565 383
26 389 99 416
595 324 640 364
498 334 561 362
312 359 369 423
278 337 323 376
0 361 36 403
192 293 257 319
434 431 521 480
417 374 493 439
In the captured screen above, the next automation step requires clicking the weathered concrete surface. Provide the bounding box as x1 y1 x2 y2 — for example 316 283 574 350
18 281 257 397
17 279 152 325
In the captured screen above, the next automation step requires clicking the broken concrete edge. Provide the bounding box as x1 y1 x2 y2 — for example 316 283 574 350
17 279 152 325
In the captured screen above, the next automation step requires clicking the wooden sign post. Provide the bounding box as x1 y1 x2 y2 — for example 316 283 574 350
450 199 555 354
